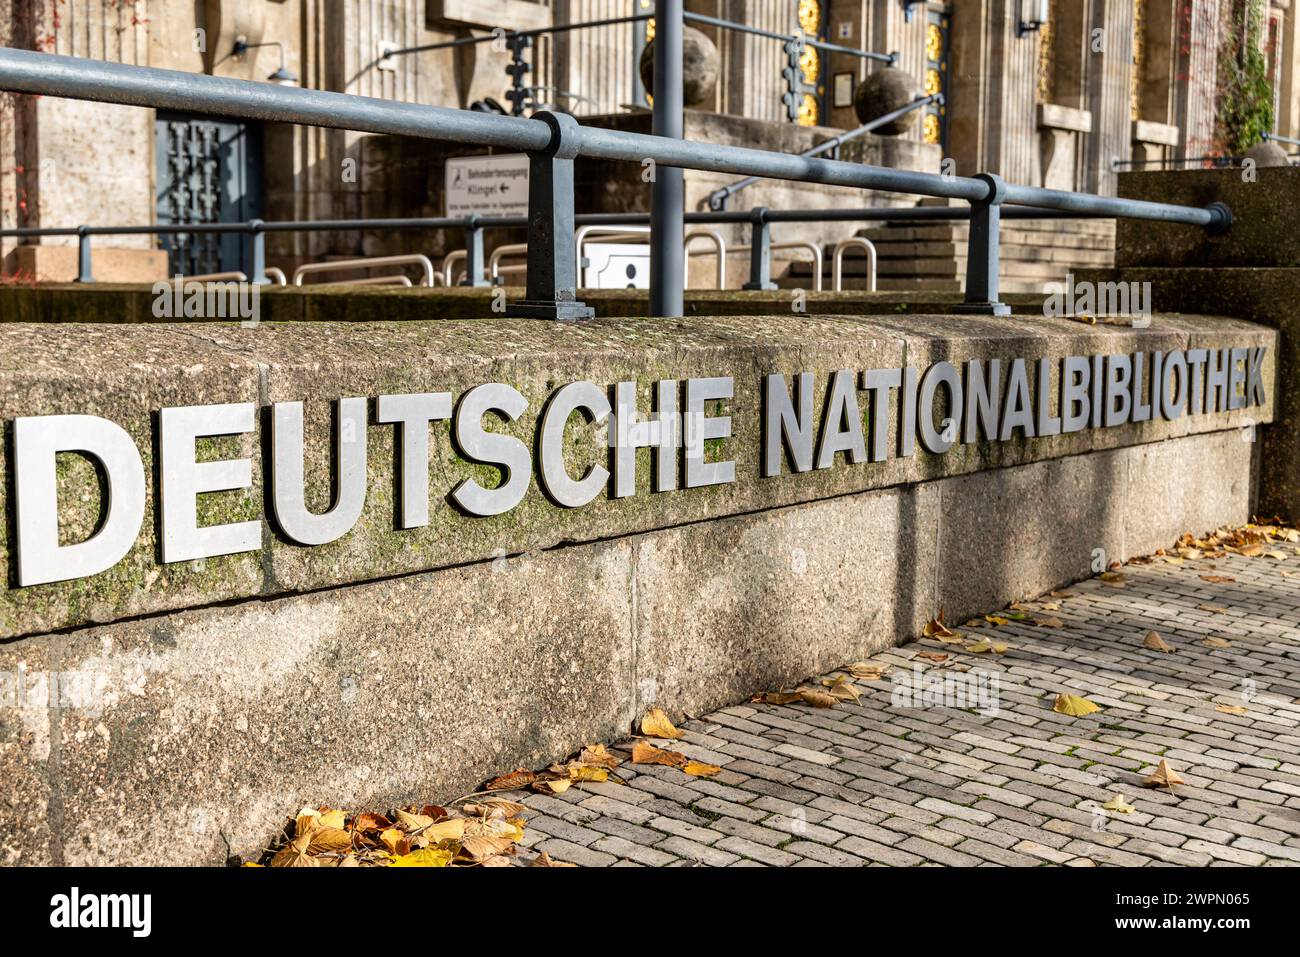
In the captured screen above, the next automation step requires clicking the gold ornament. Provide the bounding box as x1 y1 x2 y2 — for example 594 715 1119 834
923 113 941 145
926 24 943 62
797 92 819 126
800 45 820 84
798 0 821 36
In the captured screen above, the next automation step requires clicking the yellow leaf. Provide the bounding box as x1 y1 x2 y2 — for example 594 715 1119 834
1197 604 1227 614
683 760 721 777
1099 571 1126 586
378 827 404 854
917 651 949 663
1143 631 1175 653
1215 704 1248 716
479 855 514 867
1053 693 1102 717
568 765 609 783
389 848 453 868
459 835 516 861
1264 550 1287 560
984 615 1009 626
967 638 1009 654
307 826 352 854
631 741 688 767
1034 616 1064 628
640 707 685 739
395 809 434 832
1202 637 1233 648
1101 794 1135 814
822 674 863 701
532 777 571 795
423 818 466 842
294 807 321 839
316 808 346 829
1142 759 1185 791
923 613 957 639
270 833 317 868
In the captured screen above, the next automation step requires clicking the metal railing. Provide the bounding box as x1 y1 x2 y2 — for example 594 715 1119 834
380 10 894 121
0 43 1231 318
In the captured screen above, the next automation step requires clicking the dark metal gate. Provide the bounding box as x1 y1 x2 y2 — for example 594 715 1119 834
155 112 263 276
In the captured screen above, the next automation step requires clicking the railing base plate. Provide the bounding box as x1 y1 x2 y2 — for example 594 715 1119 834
507 299 596 320
952 301 1012 317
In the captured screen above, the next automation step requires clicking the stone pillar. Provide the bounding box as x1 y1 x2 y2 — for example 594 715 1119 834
1082 0 1134 195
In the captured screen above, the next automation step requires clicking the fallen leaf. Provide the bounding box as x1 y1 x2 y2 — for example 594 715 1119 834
294 807 321 839
822 674 863 701
1053 693 1102 717
1197 604 1228 614
484 769 538 792
567 765 609 783
641 707 685 739
1200 575 1235 584
917 650 949 663
317 808 347 829
1034 617 1064 628
389 848 453 868
847 662 890 680
683 760 722 777
1142 759 1185 792
460 835 516 861
464 798 526 819
985 615 1009 626
1040 602 1061 612
1202 637 1233 648
1101 794 1135 814
1143 631 1175 653
578 743 621 769
924 613 957 639
270 833 316 868
378 828 404 854
1264 550 1288 560
1099 572 1126 586
531 778 571 795
631 741 688 768
797 687 837 708
1215 704 1248 716
967 638 1009 654
307 826 352 854
422 818 466 843
531 850 576 867
479 856 514 867
752 690 803 704
353 812 392 833
395 809 435 832
1049 591 1074 599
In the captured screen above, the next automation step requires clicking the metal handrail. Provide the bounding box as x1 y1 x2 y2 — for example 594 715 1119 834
0 45 1232 316
730 240 824 292
832 238 877 293
292 254 437 287
707 93 944 211
263 266 288 286
574 225 727 289
180 271 247 283
314 274 414 287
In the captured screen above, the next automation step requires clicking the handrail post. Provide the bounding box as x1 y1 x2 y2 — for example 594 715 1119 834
650 0 685 318
75 226 94 283
742 207 777 290
461 215 489 287
247 219 268 284
508 110 593 319
953 173 1009 316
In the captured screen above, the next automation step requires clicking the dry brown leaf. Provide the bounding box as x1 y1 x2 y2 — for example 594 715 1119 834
1099 571 1126 586
578 743 621 769
460 834 517 861
307 826 353 855
395 809 435 832
479 855 514 867
1197 604 1228 614
796 687 837 708
1202 637 1233 648
531 850 576 867
1035 616 1064 628
378 827 404 854
1200 575 1235 584
422 818 467 842
317 808 347 829
1143 759 1185 791
923 612 957 639
917 650 949 663
484 768 538 792
822 674 862 701
1101 794 1135 814
270 833 317 868
752 690 803 704
353 812 392 833
1143 631 1175 653
293 806 321 839
641 707 685 739
464 798 526 819
967 638 1009 654
1215 704 1248 716
631 741 689 768
847 662 890 680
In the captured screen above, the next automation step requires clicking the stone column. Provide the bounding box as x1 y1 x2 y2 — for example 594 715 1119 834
1082 0 1134 195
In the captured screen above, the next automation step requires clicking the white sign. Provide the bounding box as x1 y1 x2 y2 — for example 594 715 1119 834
445 153 529 217
582 242 650 289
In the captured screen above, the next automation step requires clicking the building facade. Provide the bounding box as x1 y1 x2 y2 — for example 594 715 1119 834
0 0 1292 285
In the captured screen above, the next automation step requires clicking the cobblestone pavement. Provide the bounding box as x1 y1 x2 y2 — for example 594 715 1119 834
512 551 1300 866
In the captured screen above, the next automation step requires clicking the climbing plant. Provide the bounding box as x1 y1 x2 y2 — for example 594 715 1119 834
1215 0 1275 155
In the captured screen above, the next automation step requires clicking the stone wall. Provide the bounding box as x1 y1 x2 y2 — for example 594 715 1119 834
0 295 1277 865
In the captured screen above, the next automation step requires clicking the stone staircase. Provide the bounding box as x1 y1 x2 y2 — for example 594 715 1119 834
784 208 1116 295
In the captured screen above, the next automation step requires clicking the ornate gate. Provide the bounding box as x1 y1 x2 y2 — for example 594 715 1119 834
154 112 263 276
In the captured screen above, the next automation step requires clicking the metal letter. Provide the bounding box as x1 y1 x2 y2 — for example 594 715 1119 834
999 358 1035 440
1103 354 1133 427
918 361 962 453
539 381 611 508
684 377 735 488
612 380 678 497
816 370 868 468
1060 356 1090 433
14 414 145 586
451 383 531 516
160 403 260 563
271 398 368 545
763 372 815 476
376 393 453 529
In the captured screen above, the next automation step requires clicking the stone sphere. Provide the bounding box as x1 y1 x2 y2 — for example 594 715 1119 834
853 67 920 134
639 26 720 109
1244 140 1289 168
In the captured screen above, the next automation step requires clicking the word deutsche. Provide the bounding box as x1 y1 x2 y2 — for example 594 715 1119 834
10 347 1267 588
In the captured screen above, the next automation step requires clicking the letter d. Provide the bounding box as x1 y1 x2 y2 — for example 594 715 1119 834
14 415 146 586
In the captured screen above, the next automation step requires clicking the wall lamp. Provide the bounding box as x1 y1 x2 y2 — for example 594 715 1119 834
1018 0 1050 37
232 37 298 86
